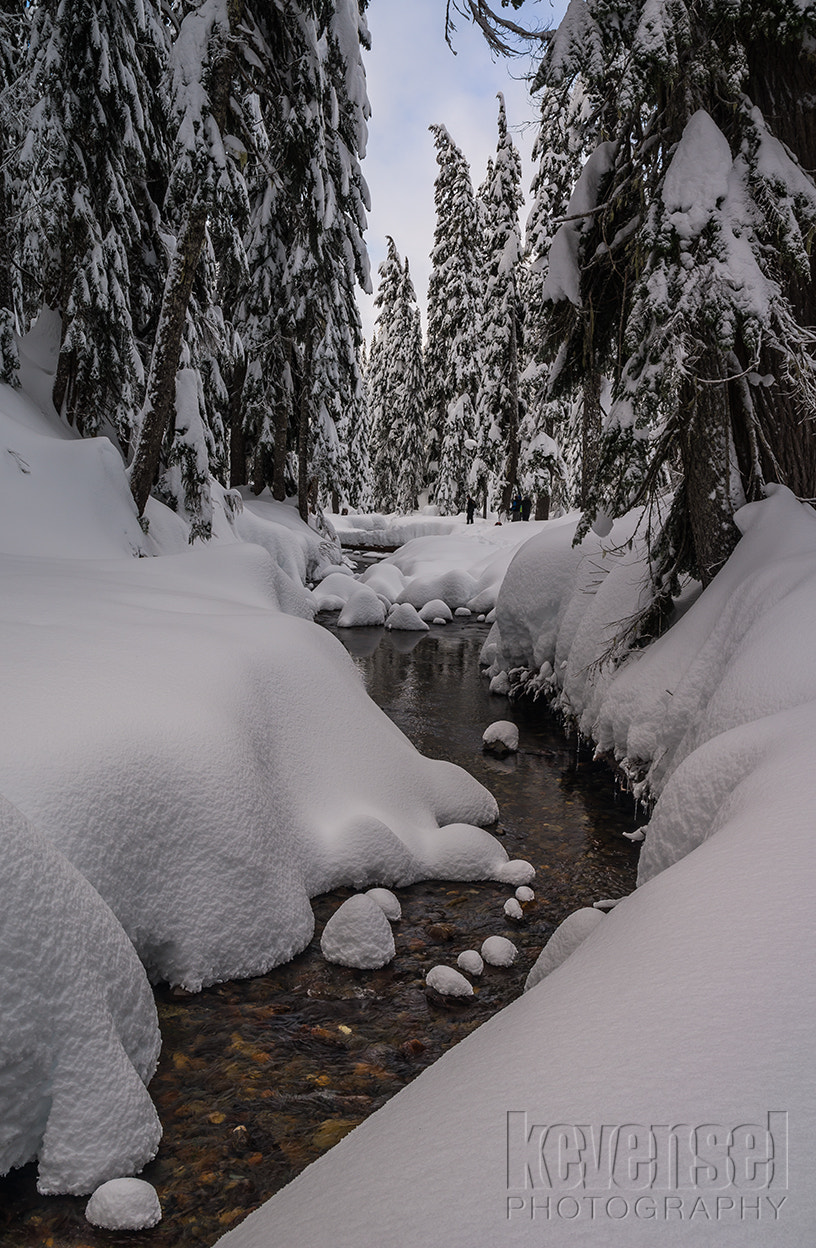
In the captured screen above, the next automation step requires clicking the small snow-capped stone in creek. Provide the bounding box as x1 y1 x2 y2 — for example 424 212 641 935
477 613 486 622
320 894 396 969
494 859 535 886
386 602 429 632
482 720 519 755
365 887 401 921
516 885 535 903
418 598 452 623
85 1178 161 1230
426 965 473 997
481 935 518 967
457 949 484 976
433 617 447 626
623 828 646 842
454 607 471 617
503 898 524 921
489 671 510 696
593 896 624 910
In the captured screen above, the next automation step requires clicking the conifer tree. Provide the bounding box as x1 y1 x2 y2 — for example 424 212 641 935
426 124 483 515
535 0 816 590
367 237 404 510
19 0 168 442
472 93 524 515
394 261 427 513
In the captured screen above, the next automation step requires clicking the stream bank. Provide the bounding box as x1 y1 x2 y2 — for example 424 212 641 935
0 618 640 1248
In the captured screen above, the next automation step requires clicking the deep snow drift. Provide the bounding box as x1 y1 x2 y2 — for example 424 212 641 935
217 487 816 1247
0 365 516 1194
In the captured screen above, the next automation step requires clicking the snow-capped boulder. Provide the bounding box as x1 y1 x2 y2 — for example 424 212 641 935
365 887 401 922
456 950 484 977
85 1178 162 1230
312 571 358 611
337 585 387 628
320 895 396 969
426 965 474 997
482 720 519 755
524 907 605 992
0 794 161 1195
418 599 453 623
480 935 518 967
386 603 429 632
494 859 535 886
397 569 479 612
515 885 535 902
503 897 524 921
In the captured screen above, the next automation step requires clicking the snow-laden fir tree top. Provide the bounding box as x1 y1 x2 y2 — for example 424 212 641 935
426 123 484 516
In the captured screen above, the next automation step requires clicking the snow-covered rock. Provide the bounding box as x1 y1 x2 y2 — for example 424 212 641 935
320 895 396 969
493 859 535 886
515 885 534 902
85 1178 162 1230
425 965 474 997
0 794 161 1195
385 602 429 632
337 584 387 628
418 598 453 623
482 720 519 754
456 949 484 976
503 897 523 921
524 907 605 992
480 935 518 967
364 887 401 921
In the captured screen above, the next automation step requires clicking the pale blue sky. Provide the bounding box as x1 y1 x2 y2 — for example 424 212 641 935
358 0 569 341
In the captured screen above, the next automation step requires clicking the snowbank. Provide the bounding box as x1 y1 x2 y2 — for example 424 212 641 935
0 378 513 1194
216 486 816 1246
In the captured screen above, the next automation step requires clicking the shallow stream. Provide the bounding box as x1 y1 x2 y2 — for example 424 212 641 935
1 614 641 1248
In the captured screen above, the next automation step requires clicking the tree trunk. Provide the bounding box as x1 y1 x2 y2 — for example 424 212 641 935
228 355 247 487
128 198 208 516
581 369 602 508
503 307 521 510
680 372 741 586
535 490 550 521
297 334 312 523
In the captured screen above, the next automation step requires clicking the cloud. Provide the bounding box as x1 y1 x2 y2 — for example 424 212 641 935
357 0 568 342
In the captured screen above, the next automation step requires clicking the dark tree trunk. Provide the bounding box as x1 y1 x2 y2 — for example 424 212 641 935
535 490 550 521
503 308 521 510
680 370 741 586
128 199 209 516
228 355 248 487
581 369 601 508
297 337 311 523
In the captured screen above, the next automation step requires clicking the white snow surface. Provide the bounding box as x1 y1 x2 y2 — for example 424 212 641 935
0 366 514 1193
336 583 387 627
217 485 816 1247
320 894 396 969
364 887 401 921
425 965 473 997
524 906 605 992
480 935 518 967
85 1177 162 1230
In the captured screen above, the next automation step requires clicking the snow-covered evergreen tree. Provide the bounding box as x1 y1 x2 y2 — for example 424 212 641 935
19 0 169 441
426 124 483 515
472 93 524 516
394 261 427 512
535 0 816 590
367 237 404 510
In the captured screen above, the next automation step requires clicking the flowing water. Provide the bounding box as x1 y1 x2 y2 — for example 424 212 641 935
0 612 642 1248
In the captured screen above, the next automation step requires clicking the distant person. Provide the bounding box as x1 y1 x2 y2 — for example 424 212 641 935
521 496 532 521
510 491 522 522
466 496 476 524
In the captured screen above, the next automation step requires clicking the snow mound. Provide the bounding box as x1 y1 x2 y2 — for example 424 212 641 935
480 935 518 967
0 794 161 1195
493 859 535 886
337 584 387 627
418 598 453 623
386 602 429 632
503 897 523 921
85 1178 162 1230
364 887 401 921
482 720 519 754
524 907 605 992
417 823 510 882
359 561 405 603
312 570 359 611
397 568 479 612
456 949 484 976
320 894 396 969
515 885 534 902
425 965 473 997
